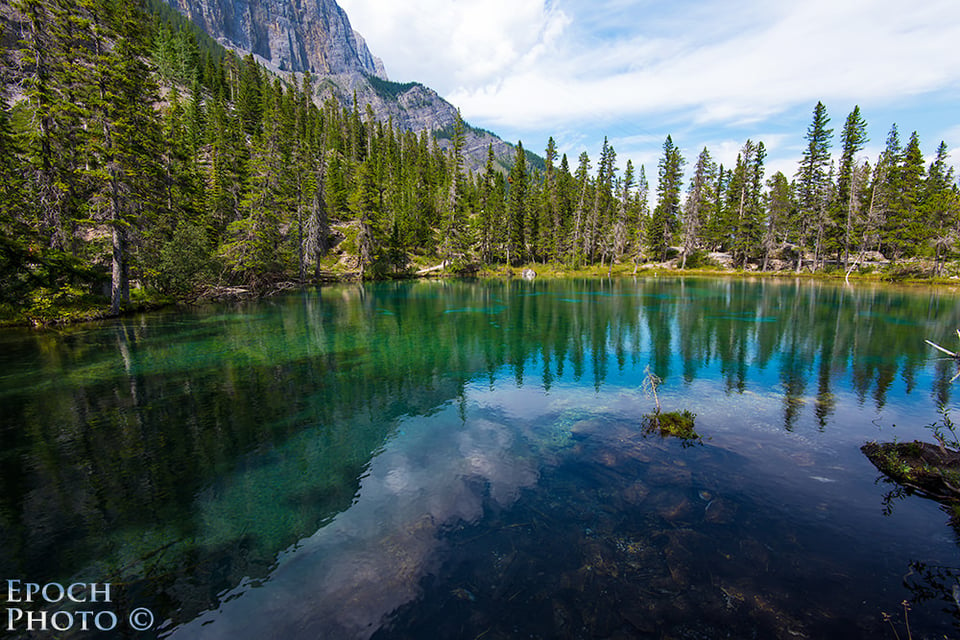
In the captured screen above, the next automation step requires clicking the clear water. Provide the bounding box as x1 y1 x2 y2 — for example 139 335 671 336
2 277 960 639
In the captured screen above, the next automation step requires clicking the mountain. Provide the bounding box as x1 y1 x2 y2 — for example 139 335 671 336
162 0 386 78
161 0 525 172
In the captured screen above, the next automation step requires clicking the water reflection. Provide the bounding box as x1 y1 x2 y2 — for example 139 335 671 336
0 277 959 638
173 408 538 639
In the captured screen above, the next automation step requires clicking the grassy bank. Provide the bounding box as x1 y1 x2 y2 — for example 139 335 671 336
5 258 960 328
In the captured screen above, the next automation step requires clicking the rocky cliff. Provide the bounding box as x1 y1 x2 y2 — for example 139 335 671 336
162 0 520 172
163 0 386 78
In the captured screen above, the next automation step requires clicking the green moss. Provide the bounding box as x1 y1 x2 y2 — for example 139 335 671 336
642 410 699 442
862 440 960 502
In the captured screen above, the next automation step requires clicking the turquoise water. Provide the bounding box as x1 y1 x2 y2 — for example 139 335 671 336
1 277 959 638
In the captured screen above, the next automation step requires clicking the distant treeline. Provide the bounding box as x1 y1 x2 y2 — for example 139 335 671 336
1 0 958 320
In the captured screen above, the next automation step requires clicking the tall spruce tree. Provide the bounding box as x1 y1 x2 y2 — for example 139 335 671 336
570 152 592 267
795 101 833 271
87 0 165 313
646 135 684 262
925 142 959 274
680 147 716 268
441 110 469 265
835 106 868 269
762 172 794 270
505 142 528 265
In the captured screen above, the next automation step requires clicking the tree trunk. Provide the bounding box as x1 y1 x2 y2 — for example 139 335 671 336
109 174 128 315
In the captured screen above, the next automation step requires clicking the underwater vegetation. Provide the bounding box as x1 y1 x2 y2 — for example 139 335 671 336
642 409 701 444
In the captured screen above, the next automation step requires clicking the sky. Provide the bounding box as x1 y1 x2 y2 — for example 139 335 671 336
337 0 960 181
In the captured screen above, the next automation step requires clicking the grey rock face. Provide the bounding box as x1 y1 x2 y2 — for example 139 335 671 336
164 0 387 78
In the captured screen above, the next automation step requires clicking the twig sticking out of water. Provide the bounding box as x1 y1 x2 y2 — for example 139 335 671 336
925 338 958 358
925 331 960 383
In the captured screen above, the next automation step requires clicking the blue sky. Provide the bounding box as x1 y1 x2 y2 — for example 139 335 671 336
338 0 960 180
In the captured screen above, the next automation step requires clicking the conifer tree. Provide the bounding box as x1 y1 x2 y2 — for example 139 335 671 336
610 160 635 264
925 142 959 274
570 152 592 267
441 110 469 265
505 142 528 265
556 153 575 261
795 102 833 271
587 138 616 264
221 80 290 287
680 147 716 268
762 172 794 270
543 137 561 261
86 0 165 312
350 157 380 278
835 106 868 269
477 145 500 264
871 124 902 259
646 135 684 262
889 131 925 258
633 165 650 258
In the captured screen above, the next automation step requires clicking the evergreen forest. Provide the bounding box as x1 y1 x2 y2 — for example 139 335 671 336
2 0 959 323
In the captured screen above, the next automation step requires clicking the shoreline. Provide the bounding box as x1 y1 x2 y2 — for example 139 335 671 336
4 263 959 329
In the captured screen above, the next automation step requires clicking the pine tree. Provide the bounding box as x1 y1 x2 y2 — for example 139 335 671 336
633 165 650 259
543 137 561 261
738 141 766 267
350 157 380 278
680 147 716 268
610 160 635 264
505 142 528 265
587 138 616 264
925 142 959 274
477 145 500 264
704 164 729 250
440 110 469 266
570 152 592 267
835 106 868 269
795 101 833 271
646 135 684 262
871 125 901 259
891 131 925 258
86 0 166 313
762 172 794 270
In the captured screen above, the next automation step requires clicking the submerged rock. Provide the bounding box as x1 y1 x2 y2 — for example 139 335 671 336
703 497 737 524
622 480 650 505
862 440 960 502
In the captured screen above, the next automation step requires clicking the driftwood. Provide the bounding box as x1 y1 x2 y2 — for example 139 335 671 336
862 441 960 503
416 263 446 275
925 331 960 359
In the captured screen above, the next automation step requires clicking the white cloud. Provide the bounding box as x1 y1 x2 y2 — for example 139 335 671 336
338 0 960 173
446 0 960 131
337 0 571 91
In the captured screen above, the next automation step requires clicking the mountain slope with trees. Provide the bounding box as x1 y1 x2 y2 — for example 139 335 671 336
156 0 519 173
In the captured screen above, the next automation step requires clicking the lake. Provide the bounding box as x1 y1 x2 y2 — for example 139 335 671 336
2 277 959 639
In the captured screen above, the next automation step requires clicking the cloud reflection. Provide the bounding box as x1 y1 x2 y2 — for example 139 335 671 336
170 408 538 639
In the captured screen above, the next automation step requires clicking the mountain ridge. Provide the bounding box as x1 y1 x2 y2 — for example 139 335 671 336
161 0 525 172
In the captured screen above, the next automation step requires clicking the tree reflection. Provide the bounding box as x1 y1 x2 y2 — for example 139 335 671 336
2 277 959 629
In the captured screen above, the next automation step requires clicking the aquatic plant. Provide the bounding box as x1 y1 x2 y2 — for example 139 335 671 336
927 404 960 454
640 366 700 444
881 600 913 640
642 409 699 443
